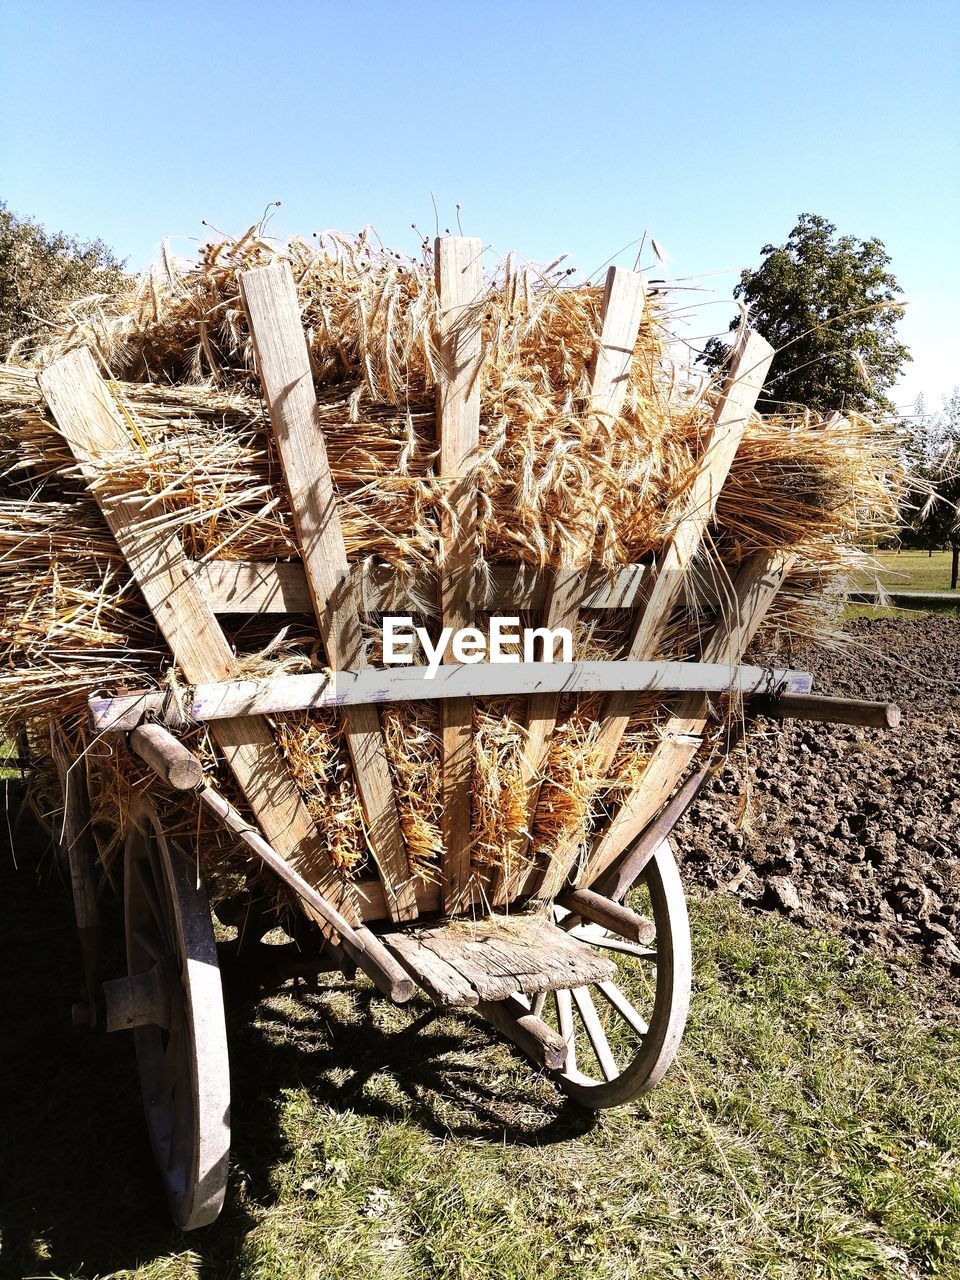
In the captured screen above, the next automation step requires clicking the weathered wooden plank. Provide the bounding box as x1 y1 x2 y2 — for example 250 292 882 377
579 549 796 888
392 915 616 1004
494 266 647 906
240 263 416 922
89 658 812 732
38 349 356 920
533 331 775 901
384 932 480 1006
434 236 485 913
187 558 654 615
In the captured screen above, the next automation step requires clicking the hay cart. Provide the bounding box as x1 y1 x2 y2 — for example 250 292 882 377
38 240 899 1229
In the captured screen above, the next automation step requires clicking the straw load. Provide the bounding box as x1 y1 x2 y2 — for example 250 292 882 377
0 228 901 897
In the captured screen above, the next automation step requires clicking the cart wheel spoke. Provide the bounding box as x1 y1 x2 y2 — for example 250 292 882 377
566 925 658 962
555 988 577 1074
132 854 167 934
571 986 619 1082
596 979 649 1037
539 840 691 1108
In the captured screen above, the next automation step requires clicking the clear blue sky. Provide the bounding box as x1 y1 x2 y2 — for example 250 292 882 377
1 0 957 410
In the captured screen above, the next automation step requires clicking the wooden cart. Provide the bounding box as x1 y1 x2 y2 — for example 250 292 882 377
38 240 899 1229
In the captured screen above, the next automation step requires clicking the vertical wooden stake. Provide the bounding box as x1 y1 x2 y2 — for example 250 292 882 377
435 236 484 914
240 263 417 922
493 266 646 905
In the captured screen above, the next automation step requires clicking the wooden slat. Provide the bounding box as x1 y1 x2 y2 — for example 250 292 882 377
240 263 416 922
385 932 480 1006
434 236 485 913
579 549 796 889
90 658 813 733
593 330 775 766
354 874 441 921
494 266 646 905
187 558 654 615
38 349 357 922
533 330 774 901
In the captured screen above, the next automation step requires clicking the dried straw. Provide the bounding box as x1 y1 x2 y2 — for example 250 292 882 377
0 228 902 892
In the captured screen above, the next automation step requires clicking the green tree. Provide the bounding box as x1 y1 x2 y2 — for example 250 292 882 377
703 214 911 416
0 202 128 357
924 389 960 589
899 388 960 587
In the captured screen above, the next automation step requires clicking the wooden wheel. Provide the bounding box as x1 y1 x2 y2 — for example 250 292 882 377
536 840 691 1108
119 799 230 1229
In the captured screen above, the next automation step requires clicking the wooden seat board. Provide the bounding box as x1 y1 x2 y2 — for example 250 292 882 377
382 915 617 1006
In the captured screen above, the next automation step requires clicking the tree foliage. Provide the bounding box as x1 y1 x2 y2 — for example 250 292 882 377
904 388 960 567
703 213 911 416
0 202 128 357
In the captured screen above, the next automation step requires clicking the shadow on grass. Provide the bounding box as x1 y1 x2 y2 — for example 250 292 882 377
0 794 593 1279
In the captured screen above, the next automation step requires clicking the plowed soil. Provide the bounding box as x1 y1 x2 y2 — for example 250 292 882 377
675 615 960 973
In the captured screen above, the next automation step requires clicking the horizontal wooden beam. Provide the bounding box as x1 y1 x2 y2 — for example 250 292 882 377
187 558 654 614
556 887 656 944
748 692 901 729
128 724 204 790
475 995 568 1071
90 659 813 732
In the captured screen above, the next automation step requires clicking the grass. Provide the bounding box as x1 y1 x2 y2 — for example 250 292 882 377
1 807 958 1280
855 550 957 594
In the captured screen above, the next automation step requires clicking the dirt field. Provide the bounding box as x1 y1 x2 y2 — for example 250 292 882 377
677 614 960 974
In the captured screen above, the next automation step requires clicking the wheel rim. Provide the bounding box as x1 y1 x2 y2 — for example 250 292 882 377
124 799 231 1229
539 839 691 1108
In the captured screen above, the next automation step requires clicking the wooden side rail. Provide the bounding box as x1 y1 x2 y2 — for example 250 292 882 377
89 658 814 733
